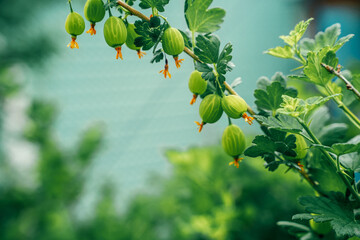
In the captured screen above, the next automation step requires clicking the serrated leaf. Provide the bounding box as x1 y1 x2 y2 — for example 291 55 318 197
195 62 213 73
256 114 303 134
300 23 354 55
185 0 225 33
254 82 297 112
254 82 284 112
217 42 233 75
244 135 276 158
194 34 220 64
304 49 339 86
278 94 340 122
293 193 360 237
256 76 271 90
280 18 313 47
333 34 354 52
150 49 164 63
139 0 169 12
266 45 294 59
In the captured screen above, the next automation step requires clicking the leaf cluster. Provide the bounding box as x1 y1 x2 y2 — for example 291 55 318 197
194 34 234 93
139 0 169 12
293 192 360 238
134 19 167 51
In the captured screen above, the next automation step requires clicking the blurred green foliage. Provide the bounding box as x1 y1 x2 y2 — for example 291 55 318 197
78 147 312 240
0 102 313 239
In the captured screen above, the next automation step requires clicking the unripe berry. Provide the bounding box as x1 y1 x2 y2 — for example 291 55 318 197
65 12 85 49
161 27 184 56
125 23 140 50
195 94 223 132
84 0 105 24
65 12 85 37
103 16 127 59
222 124 246 168
221 95 247 119
199 94 223 124
188 71 207 105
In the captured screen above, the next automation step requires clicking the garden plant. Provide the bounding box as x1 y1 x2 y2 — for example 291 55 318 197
63 0 360 239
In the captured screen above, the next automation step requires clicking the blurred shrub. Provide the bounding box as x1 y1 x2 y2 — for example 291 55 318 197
79 147 313 240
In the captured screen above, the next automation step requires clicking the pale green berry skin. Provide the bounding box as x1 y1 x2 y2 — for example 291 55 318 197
125 23 140 50
221 95 247 119
286 133 307 160
84 0 105 23
103 16 127 48
222 124 246 158
65 12 85 37
161 27 184 56
309 219 332 235
199 94 223 124
188 71 207 95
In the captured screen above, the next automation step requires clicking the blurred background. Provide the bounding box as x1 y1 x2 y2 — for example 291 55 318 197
0 0 359 239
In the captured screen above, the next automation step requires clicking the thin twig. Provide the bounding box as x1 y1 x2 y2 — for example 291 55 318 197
321 63 360 101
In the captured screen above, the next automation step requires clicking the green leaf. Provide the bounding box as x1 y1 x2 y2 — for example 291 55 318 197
255 114 303 134
300 23 354 55
317 123 347 146
254 81 298 112
277 94 340 122
288 74 312 84
279 18 313 47
150 49 164 63
244 135 276 157
277 221 310 237
184 0 226 33
340 136 360 173
139 0 169 12
303 49 339 86
194 34 220 64
293 193 360 237
216 42 234 75
254 82 285 112
265 45 294 59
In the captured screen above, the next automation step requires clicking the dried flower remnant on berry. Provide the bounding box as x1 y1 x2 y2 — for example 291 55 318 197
67 37 79 49
242 113 254 125
229 157 243 168
137 50 146 59
195 121 205 132
174 56 184 68
115 47 123 60
86 23 97 35
160 59 171 78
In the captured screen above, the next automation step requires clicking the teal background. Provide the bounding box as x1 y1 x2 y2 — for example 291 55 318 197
26 0 358 217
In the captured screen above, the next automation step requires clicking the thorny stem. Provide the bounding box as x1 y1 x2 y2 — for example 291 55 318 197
299 119 360 204
115 0 258 122
321 63 360 101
